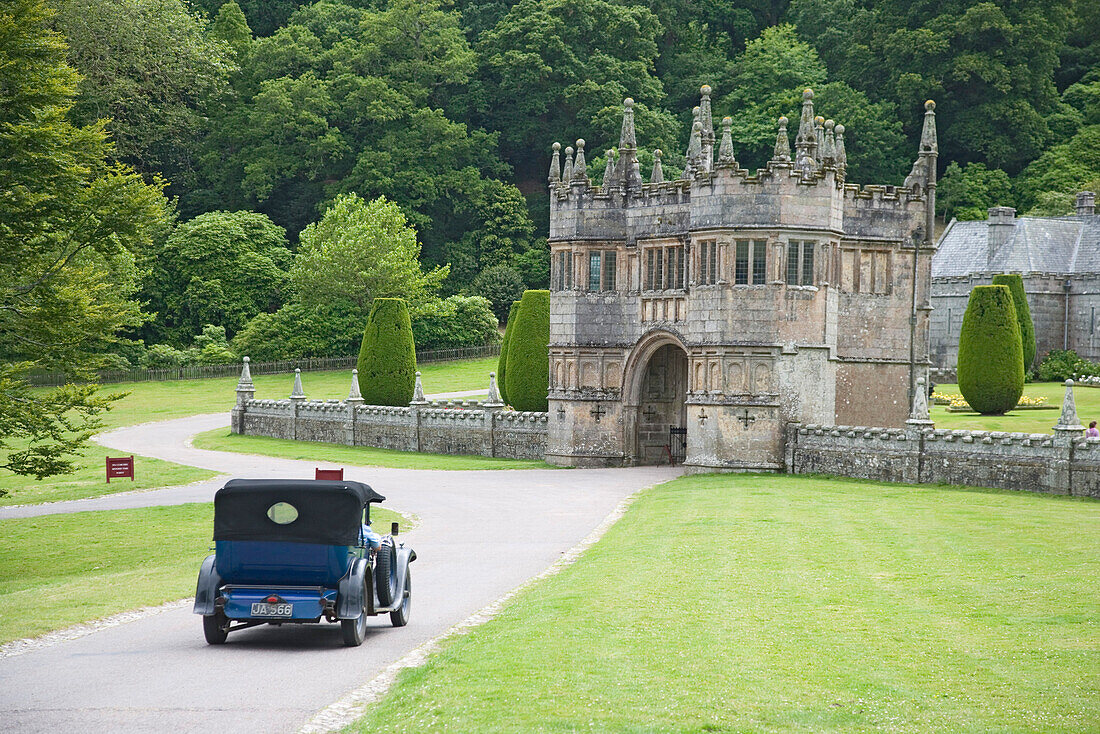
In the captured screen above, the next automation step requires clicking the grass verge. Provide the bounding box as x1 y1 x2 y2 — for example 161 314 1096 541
931 380 1100 433
351 473 1100 733
192 428 554 471
0 357 498 506
0 502 404 645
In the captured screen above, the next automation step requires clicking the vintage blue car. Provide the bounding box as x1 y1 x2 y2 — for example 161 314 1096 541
193 478 415 646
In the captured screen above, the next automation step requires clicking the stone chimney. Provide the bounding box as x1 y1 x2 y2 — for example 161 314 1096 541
987 206 1016 268
1076 191 1095 216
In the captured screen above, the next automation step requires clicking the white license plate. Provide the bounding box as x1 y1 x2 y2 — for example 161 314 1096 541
251 602 293 617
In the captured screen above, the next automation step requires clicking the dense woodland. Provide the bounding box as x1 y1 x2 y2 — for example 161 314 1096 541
5 0 1100 371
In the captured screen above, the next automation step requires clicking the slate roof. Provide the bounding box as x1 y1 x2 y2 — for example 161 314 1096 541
933 214 1100 278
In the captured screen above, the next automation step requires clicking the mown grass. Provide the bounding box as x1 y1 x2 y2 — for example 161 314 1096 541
0 502 404 645
931 381 1100 433
351 474 1100 733
192 428 553 471
0 357 498 506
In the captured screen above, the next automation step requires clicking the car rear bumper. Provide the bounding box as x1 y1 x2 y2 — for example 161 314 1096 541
220 585 338 621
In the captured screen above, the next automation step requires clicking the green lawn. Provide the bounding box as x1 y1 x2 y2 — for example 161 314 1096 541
192 428 553 470
932 381 1100 433
352 474 1100 733
0 502 404 645
0 357 498 506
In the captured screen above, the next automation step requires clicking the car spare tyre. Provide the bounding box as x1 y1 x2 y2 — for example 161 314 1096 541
375 541 398 607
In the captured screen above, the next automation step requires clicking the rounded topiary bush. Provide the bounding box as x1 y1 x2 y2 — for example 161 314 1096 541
357 298 416 406
497 300 521 405
991 273 1036 370
504 290 550 412
958 285 1024 415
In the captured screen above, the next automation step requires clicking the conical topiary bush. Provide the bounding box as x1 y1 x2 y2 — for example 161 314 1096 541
504 290 550 412
357 298 417 406
497 300 521 405
957 284 1024 415
991 273 1037 370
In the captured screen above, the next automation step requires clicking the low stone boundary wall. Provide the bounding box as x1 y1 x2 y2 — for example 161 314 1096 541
234 396 548 461
786 423 1100 498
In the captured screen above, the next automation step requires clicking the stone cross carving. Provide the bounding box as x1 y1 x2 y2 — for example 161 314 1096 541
642 405 658 421
737 409 755 430
697 408 707 424
1054 379 1084 434
906 376 934 428
290 368 306 402
590 403 606 422
410 371 427 405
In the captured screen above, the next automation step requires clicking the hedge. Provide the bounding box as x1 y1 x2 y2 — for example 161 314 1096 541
958 285 1024 415
497 300 521 405
504 290 550 412
357 298 417 406
991 273 1037 369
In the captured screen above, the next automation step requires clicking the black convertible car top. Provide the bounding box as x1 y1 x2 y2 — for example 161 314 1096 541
213 478 386 546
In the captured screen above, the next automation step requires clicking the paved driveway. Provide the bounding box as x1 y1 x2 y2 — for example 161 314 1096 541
0 414 680 732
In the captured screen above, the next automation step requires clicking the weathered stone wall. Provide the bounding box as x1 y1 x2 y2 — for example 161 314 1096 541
235 398 548 461
786 423 1100 497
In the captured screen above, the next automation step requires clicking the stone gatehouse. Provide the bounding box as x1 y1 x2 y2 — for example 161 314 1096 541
546 87 939 471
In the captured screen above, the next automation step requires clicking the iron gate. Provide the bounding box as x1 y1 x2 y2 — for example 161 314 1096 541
668 426 687 464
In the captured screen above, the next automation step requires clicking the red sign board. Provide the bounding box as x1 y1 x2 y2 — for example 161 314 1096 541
315 468 344 480
106 456 135 483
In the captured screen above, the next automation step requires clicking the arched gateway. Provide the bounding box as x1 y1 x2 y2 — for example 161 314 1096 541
545 87 937 471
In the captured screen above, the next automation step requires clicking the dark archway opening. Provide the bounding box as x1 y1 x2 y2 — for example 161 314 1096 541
635 343 688 464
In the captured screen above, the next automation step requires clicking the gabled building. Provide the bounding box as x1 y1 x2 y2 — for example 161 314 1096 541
546 87 938 470
931 192 1100 371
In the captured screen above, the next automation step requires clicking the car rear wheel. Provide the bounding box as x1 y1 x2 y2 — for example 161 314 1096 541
340 578 368 647
390 568 410 627
375 542 398 607
203 611 228 645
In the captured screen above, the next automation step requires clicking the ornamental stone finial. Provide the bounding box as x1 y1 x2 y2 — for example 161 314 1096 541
571 138 587 184
822 119 836 167
717 116 735 167
619 97 637 150
549 141 561 184
834 123 847 172
562 145 574 183
814 116 826 169
684 120 703 179
650 148 664 184
604 148 619 188
290 368 306 402
237 355 253 388
795 88 817 174
347 368 363 403
410 370 427 405
699 84 715 147
920 99 938 155
773 116 791 162
906 377 934 428
485 371 504 408
1054 379 1084 434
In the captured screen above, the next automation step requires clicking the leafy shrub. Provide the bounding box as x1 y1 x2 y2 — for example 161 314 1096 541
504 290 550 412
142 343 190 369
472 264 526 323
231 303 363 362
1036 349 1100 382
411 295 500 351
497 300 521 404
991 274 1036 369
357 298 416 406
957 285 1024 414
